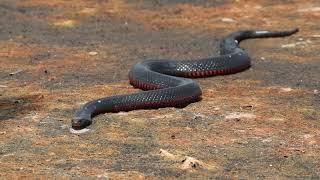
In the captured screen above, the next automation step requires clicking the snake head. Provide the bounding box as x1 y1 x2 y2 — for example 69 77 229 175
72 118 92 130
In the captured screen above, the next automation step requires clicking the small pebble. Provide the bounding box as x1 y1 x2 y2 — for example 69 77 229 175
221 18 236 23
181 156 203 170
69 128 90 134
281 87 293 92
281 43 296 48
89 51 98 56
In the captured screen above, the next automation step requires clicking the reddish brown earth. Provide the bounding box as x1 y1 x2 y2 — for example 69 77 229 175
0 0 319 179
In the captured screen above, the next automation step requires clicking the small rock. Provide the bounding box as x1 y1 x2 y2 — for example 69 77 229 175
88 51 98 56
313 89 319 94
181 156 206 170
159 150 215 170
221 18 236 23
281 43 296 48
159 149 177 160
69 128 90 134
280 87 293 92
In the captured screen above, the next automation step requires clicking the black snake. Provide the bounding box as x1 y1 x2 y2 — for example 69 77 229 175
72 28 299 129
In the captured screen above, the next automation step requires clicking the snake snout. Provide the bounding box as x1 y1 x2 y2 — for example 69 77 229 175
72 118 91 130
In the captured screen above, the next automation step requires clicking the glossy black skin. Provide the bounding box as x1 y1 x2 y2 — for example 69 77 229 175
72 28 299 129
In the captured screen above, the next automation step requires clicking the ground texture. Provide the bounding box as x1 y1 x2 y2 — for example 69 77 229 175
0 0 319 179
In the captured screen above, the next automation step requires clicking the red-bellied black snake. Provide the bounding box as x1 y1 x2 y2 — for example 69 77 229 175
72 28 299 129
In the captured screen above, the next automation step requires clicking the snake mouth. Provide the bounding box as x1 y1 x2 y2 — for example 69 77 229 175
71 118 92 130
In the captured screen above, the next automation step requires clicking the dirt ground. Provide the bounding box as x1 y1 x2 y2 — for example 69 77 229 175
0 0 319 179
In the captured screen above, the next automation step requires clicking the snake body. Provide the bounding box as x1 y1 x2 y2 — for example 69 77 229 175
72 28 298 129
